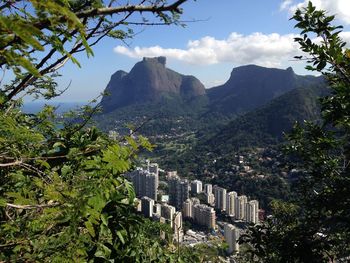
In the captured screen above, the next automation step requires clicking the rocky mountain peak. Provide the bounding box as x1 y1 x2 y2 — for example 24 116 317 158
100 57 205 113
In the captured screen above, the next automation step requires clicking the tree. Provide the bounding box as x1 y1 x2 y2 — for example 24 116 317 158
0 0 188 105
241 2 350 262
0 0 197 261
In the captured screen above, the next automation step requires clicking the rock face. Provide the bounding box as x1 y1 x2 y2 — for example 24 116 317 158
207 64 324 115
100 57 206 113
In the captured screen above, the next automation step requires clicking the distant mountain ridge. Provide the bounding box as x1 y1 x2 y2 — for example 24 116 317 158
98 57 327 153
206 64 324 116
100 56 206 113
204 84 327 153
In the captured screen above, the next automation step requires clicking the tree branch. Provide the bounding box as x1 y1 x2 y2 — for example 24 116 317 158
0 160 22 167
76 0 187 18
6 202 60 210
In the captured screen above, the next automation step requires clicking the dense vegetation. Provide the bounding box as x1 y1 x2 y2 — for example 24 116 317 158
0 0 210 262
242 2 350 262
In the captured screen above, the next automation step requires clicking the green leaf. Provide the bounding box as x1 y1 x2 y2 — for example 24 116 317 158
116 230 125 244
0 198 7 207
85 221 95 237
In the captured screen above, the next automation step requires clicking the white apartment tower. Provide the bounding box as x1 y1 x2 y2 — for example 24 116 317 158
214 186 227 211
141 196 154 218
245 200 259 224
173 211 183 242
153 203 162 217
161 203 176 228
204 184 213 194
182 199 192 218
226 191 238 217
235 195 248 220
205 192 215 206
191 180 203 194
182 197 200 218
224 223 240 254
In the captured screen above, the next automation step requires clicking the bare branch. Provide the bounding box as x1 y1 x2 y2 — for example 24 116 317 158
6 202 60 210
0 160 22 167
76 1 186 18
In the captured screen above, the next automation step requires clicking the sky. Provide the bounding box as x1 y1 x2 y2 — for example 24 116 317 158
47 0 350 102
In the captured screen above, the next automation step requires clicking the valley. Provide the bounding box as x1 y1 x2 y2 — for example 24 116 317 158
96 56 328 211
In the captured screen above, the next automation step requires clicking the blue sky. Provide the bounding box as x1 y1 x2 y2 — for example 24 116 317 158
52 0 350 102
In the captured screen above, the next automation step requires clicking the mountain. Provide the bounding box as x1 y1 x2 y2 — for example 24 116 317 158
161 83 329 175
100 56 206 113
206 65 324 116
195 83 328 156
97 59 327 154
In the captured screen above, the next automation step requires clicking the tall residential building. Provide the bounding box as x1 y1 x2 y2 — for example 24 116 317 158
168 177 189 210
161 203 176 228
245 200 259 224
224 223 240 254
235 195 248 220
182 197 200 218
204 184 213 194
214 186 227 211
182 199 193 218
205 192 215 206
141 196 154 218
193 204 216 229
148 162 159 175
226 191 238 217
173 211 183 242
125 168 158 200
153 203 162 217
191 180 203 194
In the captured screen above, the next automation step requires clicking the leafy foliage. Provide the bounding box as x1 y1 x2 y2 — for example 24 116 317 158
242 2 350 262
0 0 202 261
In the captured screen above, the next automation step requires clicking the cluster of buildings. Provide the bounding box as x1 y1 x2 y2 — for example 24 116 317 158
212 186 260 224
183 197 216 229
125 162 261 254
125 163 184 241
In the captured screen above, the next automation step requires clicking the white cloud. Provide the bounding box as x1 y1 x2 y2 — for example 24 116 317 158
280 0 293 11
114 32 301 67
280 0 350 24
114 29 350 68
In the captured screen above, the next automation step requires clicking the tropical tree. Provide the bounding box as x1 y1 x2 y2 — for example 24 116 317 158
0 0 197 261
241 2 350 262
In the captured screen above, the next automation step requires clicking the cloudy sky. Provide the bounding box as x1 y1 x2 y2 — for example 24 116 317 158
56 0 350 101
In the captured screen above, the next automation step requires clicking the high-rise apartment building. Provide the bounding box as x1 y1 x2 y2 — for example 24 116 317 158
173 211 183 242
204 184 212 195
182 199 192 218
191 180 203 194
125 168 158 200
182 197 200 218
141 196 154 218
245 200 259 224
224 223 240 254
205 192 215 206
193 204 216 229
153 203 162 217
214 186 227 211
168 177 189 210
226 191 237 217
235 195 248 220
161 203 176 228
